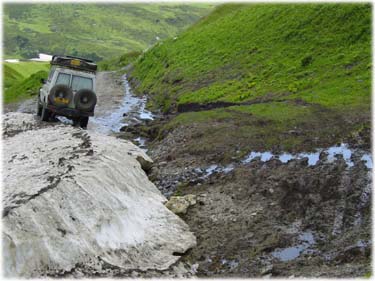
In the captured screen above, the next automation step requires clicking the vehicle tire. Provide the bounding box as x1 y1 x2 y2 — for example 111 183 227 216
74 89 97 112
72 118 79 126
79 117 89 129
36 98 42 117
48 84 73 108
41 106 50 122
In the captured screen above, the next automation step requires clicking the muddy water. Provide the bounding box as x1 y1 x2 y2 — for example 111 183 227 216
90 75 154 136
242 143 372 168
5 72 154 151
198 143 372 180
271 231 316 262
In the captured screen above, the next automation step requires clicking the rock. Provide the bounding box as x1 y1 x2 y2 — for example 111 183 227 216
261 264 273 275
136 155 153 172
165 195 197 215
191 263 199 274
3 113 196 278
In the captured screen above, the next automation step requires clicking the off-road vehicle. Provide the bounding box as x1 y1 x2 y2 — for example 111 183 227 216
37 55 97 128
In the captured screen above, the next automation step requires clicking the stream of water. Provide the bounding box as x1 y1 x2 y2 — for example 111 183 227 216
89 75 154 150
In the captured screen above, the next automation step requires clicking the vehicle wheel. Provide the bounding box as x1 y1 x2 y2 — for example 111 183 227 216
79 117 89 129
72 118 79 126
36 99 42 117
41 106 50 122
74 89 97 112
48 85 73 108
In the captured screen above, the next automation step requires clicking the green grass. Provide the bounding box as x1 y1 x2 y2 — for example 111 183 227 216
229 102 313 122
4 4 213 61
98 51 142 71
3 61 49 103
129 3 371 159
4 70 48 103
131 4 371 113
4 61 49 78
3 64 24 89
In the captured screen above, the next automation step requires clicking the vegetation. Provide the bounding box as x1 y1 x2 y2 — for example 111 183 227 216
4 70 47 104
130 4 371 157
131 4 371 113
3 3 212 103
98 51 142 71
3 61 49 103
4 64 24 89
4 3 213 61
4 61 49 88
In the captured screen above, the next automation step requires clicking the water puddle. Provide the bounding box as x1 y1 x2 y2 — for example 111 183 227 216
90 75 154 135
271 231 315 262
220 258 239 270
243 151 273 162
326 144 354 167
56 116 73 125
133 137 148 152
201 164 235 179
360 154 373 169
198 144 371 182
242 143 372 169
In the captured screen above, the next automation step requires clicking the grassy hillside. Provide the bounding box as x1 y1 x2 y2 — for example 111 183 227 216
3 64 24 89
3 61 49 103
4 62 49 86
4 70 48 104
98 51 142 71
4 3 213 61
132 4 370 112
130 4 371 160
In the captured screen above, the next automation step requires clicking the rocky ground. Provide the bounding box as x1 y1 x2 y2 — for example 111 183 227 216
123 82 372 277
138 122 372 278
4 71 372 278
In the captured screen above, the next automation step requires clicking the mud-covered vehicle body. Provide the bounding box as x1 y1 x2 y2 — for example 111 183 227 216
37 55 97 128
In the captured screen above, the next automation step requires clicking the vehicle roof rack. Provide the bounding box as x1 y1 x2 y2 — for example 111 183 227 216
50 55 97 73
66 55 94 63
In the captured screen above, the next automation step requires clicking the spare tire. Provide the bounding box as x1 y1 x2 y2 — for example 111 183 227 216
74 89 97 112
48 85 73 108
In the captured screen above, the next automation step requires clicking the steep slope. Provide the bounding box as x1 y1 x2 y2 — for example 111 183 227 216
4 61 49 104
4 3 213 61
132 4 370 112
129 3 371 160
4 69 47 103
123 5 372 277
3 64 24 89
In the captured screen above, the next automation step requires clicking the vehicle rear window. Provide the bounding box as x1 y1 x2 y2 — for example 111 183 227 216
71 75 93 91
56 73 71 86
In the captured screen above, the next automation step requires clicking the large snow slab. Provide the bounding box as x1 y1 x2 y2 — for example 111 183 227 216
2 113 196 277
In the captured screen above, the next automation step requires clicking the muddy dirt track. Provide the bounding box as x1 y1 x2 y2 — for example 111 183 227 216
4 71 372 278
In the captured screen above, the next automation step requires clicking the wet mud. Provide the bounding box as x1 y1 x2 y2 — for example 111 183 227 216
5 71 372 278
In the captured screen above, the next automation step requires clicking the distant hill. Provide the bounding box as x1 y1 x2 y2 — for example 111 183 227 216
3 3 213 61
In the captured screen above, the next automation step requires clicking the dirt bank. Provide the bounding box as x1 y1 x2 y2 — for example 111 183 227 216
122 69 372 277
127 125 371 278
4 71 371 278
